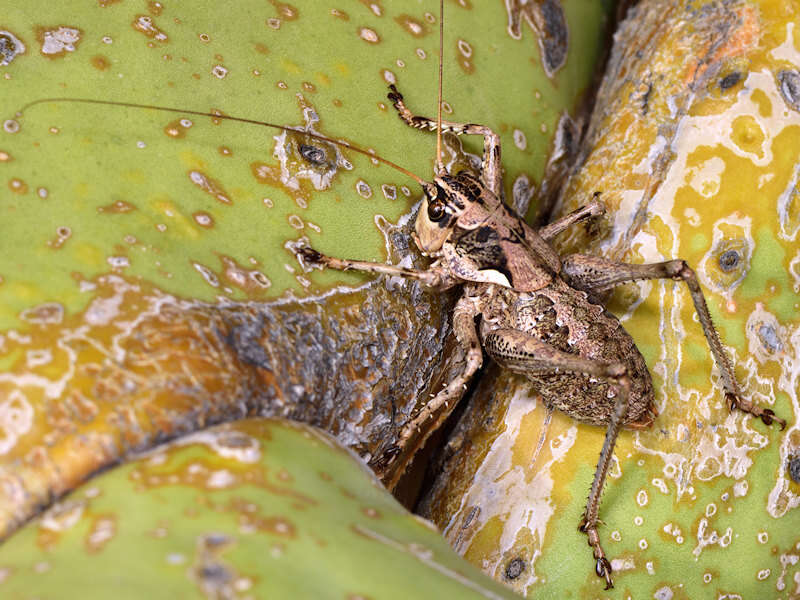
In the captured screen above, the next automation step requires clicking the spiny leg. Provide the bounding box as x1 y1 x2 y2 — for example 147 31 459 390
482 327 631 589
561 254 786 429
538 193 606 241
387 84 502 198
296 246 457 290
580 372 631 590
377 292 484 479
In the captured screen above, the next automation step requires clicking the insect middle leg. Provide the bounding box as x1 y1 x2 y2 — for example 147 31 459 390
297 246 484 471
561 254 786 428
483 327 632 589
376 291 484 479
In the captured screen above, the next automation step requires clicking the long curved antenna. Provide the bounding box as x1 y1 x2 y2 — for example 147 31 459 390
435 0 444 176
19 97 427 186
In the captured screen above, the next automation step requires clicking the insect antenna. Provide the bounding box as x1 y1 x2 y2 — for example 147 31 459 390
435 0 445 176
18 97 427 186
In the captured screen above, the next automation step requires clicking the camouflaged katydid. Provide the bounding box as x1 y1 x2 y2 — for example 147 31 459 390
293 80 786 588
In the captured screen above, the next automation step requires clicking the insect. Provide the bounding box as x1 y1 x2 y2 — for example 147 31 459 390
294 82 785 587
288 8 786 587
17 3 785 590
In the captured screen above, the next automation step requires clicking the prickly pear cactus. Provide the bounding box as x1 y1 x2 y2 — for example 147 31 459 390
420 1 800 597
0 418 521 599
0 0 612 595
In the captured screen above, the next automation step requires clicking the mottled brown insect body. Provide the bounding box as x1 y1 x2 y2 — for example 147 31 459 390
475 281 656 428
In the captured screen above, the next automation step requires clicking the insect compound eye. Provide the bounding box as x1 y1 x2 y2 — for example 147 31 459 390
427 200 446 222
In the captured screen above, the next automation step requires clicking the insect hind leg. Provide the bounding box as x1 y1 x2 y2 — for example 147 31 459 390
561 254 786 429
483 327 632 589
580 369 630 590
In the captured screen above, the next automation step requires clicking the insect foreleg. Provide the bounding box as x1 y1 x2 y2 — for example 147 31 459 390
387 85 502 196
560 255 786 429
482 327 631 590
296 246 457 290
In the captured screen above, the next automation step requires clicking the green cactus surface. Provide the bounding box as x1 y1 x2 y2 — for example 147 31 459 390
0 1 613 596
0 418 521 599
2 1 607 327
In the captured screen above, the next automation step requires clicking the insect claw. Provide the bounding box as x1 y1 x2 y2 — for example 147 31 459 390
761 408 787 430
727 393 787 430
387 83 404 103
596 558 614 589
588 192 606 217
294 245 327 271
301 247 323 262
724 391 737 411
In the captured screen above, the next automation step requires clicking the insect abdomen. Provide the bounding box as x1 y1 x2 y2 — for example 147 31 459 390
483 284 656 428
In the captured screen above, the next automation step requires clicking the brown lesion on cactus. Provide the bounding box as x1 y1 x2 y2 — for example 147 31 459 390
250 95 353 209
35 25 83 59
